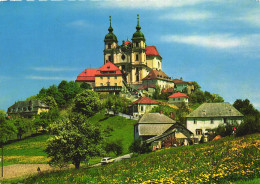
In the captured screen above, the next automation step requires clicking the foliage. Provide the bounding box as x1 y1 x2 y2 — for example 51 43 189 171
13 118 29 139
152 85 160 99
104 140 123 156
129 139 151 154
58 80 82 103
175 102 190 125
104 94 131 114
46 113 104 169
189 90 224 104
21 134 260 184
236 118 260 137
73 90 100 117
80 82 92 90
150 105 176 118
213 123 235 137
0 115 17 144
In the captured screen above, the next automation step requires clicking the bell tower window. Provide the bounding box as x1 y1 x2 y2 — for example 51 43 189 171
108 43 111 49
108 55 112 62
136 54 139 61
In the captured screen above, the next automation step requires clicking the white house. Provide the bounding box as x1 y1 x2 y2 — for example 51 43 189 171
168 92 189 106
186 103 243 143
130 97 159 117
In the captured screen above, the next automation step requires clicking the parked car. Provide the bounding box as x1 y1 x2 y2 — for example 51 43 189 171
101 157 115 165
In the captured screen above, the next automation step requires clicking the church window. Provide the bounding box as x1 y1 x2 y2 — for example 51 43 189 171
108 44 111 49
121 54 126 60
136 54 139 61
108 55 112 62
136 75 139 82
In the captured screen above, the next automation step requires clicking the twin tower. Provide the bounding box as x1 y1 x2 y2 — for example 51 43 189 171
103 15 162 87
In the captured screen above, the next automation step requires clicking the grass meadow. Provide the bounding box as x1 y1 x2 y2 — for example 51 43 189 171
13 133 259 184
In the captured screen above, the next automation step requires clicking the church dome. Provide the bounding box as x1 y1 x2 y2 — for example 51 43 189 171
132 14 145 41
104 16 118 42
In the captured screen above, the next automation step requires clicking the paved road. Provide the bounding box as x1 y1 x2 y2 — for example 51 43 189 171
107 111 139 120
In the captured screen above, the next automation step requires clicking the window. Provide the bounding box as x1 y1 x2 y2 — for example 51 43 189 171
194 119 197 124
101 76 103 80
211 119 214 124
107 76 110 80
141 106 144 112
121 54 125 60
108 55 112 62
115 76 117 79
178 98 180 101
115 83 117 86
136 54 139 61
196 129 202 135
107 82 110 86
100 83 103 86
108 44 111 49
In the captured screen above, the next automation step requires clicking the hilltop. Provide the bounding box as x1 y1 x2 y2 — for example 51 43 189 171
11 133 259 184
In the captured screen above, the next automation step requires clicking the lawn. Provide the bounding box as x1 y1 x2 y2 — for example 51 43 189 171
15 133 259 184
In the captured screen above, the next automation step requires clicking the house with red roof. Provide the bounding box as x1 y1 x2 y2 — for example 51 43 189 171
168 92 189 106
75 68 98 88
130 97 159 117
173 77 194 94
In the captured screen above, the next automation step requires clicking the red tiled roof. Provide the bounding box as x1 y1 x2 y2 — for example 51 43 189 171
168 92 188 98
124 40 132 45
143 70 172 81
138 84 156 90
131 97 159 105
173 78 188 84
96 62 122 76
146 46 161 58
76 68 98 82
161 88 174 93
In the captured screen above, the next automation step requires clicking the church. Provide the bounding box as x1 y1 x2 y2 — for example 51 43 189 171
76 15 175 94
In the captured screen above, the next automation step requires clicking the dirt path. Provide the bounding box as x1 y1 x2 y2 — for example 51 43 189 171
0 164 62 180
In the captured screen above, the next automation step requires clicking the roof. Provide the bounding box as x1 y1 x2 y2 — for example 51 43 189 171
161 88 174 93
169 92 188 98
8 100 49 110
173 78 188 84
124 40 132 45
142 70 172 82
138 84 156 90
76 69 98 82
95 62 122 76
146 46 161 58
131 97 159 105
186 103 244 118
138 113 175 124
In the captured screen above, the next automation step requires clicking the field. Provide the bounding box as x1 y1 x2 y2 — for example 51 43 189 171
3 111 136 167
13 133 259 184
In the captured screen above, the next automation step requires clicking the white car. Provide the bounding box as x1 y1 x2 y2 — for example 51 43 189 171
101 157 115 165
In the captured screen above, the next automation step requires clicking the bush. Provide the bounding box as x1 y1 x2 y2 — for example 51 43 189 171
236 118 260 137
104 140 123 156
129 139 151 154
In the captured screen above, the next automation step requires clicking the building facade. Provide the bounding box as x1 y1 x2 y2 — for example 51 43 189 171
186 103 243 142
168 92 189 106
130 97 159 117
173 78 194 94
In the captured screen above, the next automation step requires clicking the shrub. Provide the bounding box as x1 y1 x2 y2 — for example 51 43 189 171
129 139 151 154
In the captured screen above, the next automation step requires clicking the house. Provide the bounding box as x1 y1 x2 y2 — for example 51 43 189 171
7 100 49 118
75 68 98 88
134 113 176 141
173 77 194 94
186 103 244 142
130 97 159 117
168 92 189 106
142 70 174 91
94 62 126 94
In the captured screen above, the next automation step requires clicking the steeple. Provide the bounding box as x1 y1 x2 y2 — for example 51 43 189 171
132 14 145 41
104 16 118 42
136 14 141 31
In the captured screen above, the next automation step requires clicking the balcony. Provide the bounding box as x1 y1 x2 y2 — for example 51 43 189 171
95 86 122 92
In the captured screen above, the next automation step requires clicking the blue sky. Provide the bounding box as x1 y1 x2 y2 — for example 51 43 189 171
0 0 260 111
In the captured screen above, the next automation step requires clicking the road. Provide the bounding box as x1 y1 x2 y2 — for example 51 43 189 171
90 153 133 167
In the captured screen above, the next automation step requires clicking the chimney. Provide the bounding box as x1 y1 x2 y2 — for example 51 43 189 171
160 110 163 114
170 112 175 120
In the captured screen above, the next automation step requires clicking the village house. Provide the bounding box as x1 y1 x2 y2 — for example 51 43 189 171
168 92 189 106
186 103 244 143
75 68 97 88
173 77 194 95
130 97 159 117
7 100 49 118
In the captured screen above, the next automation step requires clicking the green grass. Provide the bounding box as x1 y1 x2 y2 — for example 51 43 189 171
3 134 50 166
11 133 259 184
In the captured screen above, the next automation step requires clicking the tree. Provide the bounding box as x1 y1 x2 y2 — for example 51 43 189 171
175 102 190 125
40 96 58 109
129 139 150 154
192 81 201 92
152 85 160 99
45 113 104 169
80 82 92 90
104 140 123 156
0 114 17 143
73 90 100 117
58 80 82 103
13 118 28 139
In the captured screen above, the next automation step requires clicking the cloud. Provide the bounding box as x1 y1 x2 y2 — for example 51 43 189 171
160 11 213 21
238 10 260 27
26 76 75 81
31 67 80 72
67 20 91 28
99 0 218 9
161 34 243 49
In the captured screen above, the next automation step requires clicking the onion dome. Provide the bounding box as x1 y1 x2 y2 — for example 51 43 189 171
104 16 118 42
132 14 145 41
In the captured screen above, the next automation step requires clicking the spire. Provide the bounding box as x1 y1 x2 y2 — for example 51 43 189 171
136 14 141 31
108 16 113 33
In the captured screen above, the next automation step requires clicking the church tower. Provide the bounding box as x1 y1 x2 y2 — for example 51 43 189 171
104 16 118 64
131 14 147 84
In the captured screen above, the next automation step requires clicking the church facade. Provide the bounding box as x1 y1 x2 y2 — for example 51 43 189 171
103 15 163 88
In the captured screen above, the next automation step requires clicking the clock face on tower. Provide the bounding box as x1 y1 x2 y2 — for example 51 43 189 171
121 54 126 60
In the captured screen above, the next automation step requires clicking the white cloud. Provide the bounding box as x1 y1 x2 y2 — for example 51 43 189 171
160 11 213 21
99 0 218 9
31 67 80 72
67 20 91 28
238 11 260 27
26 76 75 81
161 34 243 49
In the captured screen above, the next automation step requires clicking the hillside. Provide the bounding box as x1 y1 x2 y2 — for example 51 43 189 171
15 134 259 184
